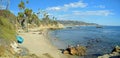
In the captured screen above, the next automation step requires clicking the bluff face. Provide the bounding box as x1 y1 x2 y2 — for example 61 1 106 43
57 20 98 26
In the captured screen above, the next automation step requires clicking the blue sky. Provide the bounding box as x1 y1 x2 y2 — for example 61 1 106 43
2 0 120 26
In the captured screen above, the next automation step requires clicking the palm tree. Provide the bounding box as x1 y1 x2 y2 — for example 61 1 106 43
24 8 32 31
18 1 25 10
32 13 41 27
17 12 25 29
26 0 29 4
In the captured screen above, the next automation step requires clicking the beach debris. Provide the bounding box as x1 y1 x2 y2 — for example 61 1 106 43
16 35 24 44
98 45 120 58
62 45 86 56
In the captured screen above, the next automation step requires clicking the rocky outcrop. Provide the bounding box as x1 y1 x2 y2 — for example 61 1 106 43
98 46 120 58
63 45 86 56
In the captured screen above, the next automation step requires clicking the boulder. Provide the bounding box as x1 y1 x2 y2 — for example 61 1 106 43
98 46 120 58
98 54 110 58
76 46 86 56
63 50 69 55
70 47 78 55
112 45 120 53
62 45 87 56
10 41 21 54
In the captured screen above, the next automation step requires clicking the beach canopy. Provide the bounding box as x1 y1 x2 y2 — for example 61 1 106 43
16 36 24 44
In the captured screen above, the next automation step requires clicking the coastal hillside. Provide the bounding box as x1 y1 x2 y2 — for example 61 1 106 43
0 10 17 57
1 0 119 58
0 10 16 24
57 20 98 26
0 10 64 58
0 10 16 41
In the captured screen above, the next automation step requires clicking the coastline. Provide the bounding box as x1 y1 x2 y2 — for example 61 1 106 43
48 31 68 49
47 26 120 58
18 28 68 58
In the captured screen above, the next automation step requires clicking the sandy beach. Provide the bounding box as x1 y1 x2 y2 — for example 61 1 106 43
18 29 68 58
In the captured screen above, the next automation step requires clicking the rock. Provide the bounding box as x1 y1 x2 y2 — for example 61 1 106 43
98 46 120 58
63 50 69 54
62 45 87 56
70 47 78 55
10 41 22 54
76 46 86 56
98 54 110 58
112 45 120 53
112 52 120 56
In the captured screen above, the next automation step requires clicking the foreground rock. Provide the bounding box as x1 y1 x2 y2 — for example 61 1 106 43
98 46 120 58
63 45 86 56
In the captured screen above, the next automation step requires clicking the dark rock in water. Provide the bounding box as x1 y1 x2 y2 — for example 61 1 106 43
98 46 120 58
96 26 103 28
76 46 86 56
110 56 120 58
82 54 101 58
112 46 120 53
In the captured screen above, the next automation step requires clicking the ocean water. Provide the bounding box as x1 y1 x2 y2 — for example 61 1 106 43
49 26 120 55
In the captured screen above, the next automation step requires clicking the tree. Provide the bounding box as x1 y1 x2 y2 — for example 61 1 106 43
18 1 25 10
24 8 32 31
17 12 25 29
26 0 29 4
31 13 40 26
24 8 32 18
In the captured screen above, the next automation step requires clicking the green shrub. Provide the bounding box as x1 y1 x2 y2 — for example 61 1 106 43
0 16 16 41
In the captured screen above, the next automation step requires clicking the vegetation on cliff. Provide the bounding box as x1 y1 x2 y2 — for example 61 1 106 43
16 0 62 31
0 10 16 41
0 10 17 57
57 20 98 26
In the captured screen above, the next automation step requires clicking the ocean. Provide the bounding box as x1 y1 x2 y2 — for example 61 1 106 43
49 26 120 55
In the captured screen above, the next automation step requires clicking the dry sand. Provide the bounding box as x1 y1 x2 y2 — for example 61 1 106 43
19 29 67 58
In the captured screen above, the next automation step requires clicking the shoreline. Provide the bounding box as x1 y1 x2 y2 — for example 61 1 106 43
47 26 120 58
48 31 68 49
16 26 120 58
19 29 67 58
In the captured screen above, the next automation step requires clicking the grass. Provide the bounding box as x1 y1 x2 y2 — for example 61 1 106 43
0 16 16 57
0 16 16 41
0 45 5 56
